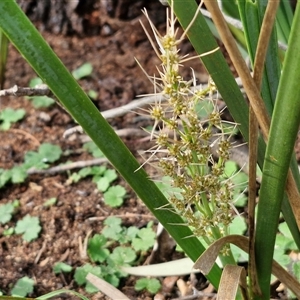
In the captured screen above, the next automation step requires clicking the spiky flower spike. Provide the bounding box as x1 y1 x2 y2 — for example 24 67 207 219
140 2 237 247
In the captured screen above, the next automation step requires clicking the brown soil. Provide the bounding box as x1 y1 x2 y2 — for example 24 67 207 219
0 2 212 299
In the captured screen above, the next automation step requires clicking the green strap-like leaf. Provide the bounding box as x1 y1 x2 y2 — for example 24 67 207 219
255 2 300 298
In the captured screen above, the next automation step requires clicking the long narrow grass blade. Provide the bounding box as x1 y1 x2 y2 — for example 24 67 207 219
237 0 281 117
255 2 300 297
249 2 280 296
0 30 8 88
276 0 293 44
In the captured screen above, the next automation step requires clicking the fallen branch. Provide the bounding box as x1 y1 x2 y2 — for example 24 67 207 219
88 213 155 221
0 84 51 97
26 157 109 175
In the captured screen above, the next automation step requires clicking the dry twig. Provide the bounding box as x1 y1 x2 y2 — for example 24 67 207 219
0 84 52 97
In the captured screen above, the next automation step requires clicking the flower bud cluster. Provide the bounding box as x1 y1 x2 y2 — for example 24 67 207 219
142 7 237 244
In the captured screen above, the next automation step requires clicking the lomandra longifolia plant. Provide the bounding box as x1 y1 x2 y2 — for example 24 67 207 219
139 6 240 256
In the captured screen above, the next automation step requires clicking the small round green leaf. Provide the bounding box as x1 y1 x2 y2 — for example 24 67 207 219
103 185 126 208
53 262 73 274
135 278 161 294
11 276 34 297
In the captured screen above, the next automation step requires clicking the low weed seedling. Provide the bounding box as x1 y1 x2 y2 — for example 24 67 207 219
131 222 157 253
28 77 55 108
24 143 62 170
0 142 62 189
101 216 124 241
43 197 57 207
94 169 118 192
10 276 34 297
53 262 73 274
0 200 41 242
27 63 94 108
15 214 41 242
74 264 102 293
72 62 99 100
68 164 126 208
0 199 19 224
83 141 105 158
72 62 93 80
134 278 161 294
72 216 157 294
103 185 126 207
88 234 110 263
0 107 25 130
72 141 128 207
87 89 98 100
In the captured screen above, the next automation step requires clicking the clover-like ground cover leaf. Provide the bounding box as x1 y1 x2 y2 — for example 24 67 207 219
95 176 110 192
229 216 248 262
0 168 12 188
135 278 161 294
0 107 26 130
106 246 137 280
102 217 123 241
74 264 101 293
3 227 14 236
0 202 15 224
23 143 62 170
109 246 137 266
11 276 34 297
32 96 55 108
15 215 41 242
88 234 110 263
121 226 140 244
103 185 126 207
43 197 57 207
132 225 156 252
24 150 49 169
11 166 27 183
72 62 93 80
38 143 62 163
94 168 118 192
101 271 120 288
83 141 104 158
276 224 297 251
78 167 93 178
103 169 118 183
53 262 73 274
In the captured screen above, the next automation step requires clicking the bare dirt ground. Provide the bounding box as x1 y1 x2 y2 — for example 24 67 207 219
0 1 214 299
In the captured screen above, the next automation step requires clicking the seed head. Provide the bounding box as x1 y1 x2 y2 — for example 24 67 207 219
140 2 240 246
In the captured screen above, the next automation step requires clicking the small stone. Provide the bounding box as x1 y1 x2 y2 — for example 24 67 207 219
154 292 165 300
162 276 178 293
38 111 51 122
